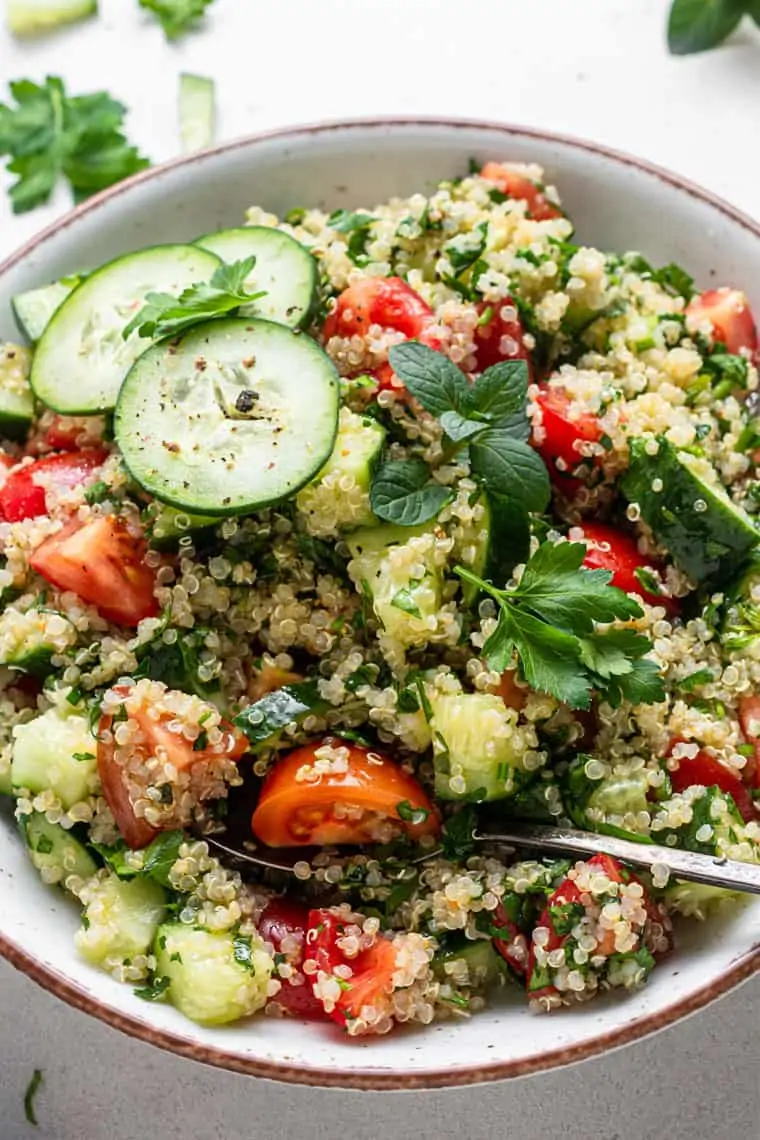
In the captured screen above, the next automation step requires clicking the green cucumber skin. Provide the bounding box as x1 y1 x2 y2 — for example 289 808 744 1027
194 227 318 330
622 437 759 584
115 317 340 517
12 279 79 343
30 244 221 415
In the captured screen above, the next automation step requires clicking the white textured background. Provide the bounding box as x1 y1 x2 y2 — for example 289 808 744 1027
0 2 759 1137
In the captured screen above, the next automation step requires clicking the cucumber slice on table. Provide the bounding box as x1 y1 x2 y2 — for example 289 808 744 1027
30 244 221 415
115 317 340 516
6 0 97 34
179 73 216 153
0 342 33 438
12 278 80 343
195 227 317 329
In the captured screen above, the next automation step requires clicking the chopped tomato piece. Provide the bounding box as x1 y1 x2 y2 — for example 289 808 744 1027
97 683 246 849
0 450 107 522
490 669 527 712
30 514 159 625
473 299 533 378
258 898 327 1018
532 385 603 495
0 452 14 470
480 162 562 222
668 740 756 822
39 414 107 453
306 907 399 1029
686 288 757 355
491 902 530 976
251 738 440 848
738 695 760 788
579 522 679 615
322 277 441 394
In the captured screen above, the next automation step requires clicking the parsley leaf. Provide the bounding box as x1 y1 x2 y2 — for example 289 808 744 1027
667 0 743 55
139 0 216 39
122 257 266 340
134 975 171 1001
455 541 665 709
370 458 453 526
0 77 150 214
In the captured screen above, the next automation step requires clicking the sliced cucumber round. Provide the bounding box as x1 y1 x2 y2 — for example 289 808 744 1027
12 277 80 343
30 244 221 415
194 226 317 329
114 317 340 516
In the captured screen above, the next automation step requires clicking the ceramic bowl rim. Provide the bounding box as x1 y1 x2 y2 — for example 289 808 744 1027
1 114 759 1089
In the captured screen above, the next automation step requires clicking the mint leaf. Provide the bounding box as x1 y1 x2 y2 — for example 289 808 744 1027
370 458 453 526
667 0 743 55
0 77 150 214
123 257 266 340
439 409 486 443
468 360 529 431
470 430 551 512
388 341 470 419
139 0 216 39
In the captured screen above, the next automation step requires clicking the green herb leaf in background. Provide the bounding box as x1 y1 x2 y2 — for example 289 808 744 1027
668 0 745 55
0 77 150 214
139 0 216 40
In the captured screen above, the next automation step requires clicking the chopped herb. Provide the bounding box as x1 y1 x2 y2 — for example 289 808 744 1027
285 207 306 224
84 480 110 505
234 680 328 748
390 588 422 618
396 800 430 825
233 933 256 972
73 751 96 762
134 975 171 1001
35 835 53 855
24 1069 43 1126
441 804 478 861
677 668 714 692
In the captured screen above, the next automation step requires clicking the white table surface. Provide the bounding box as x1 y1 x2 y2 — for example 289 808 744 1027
1 2 759 1137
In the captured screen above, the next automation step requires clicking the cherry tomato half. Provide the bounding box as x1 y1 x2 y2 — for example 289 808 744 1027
473 299 532 378
531 385 603 495
738 695 760 788
30 514 159 625
306 906 400 1029
686 288 757 355
322 277 441 393
258 898 327 1018
480 162 563 222
0 450 107 522
668 740 756 823
251 738 440 848
578 522 679 616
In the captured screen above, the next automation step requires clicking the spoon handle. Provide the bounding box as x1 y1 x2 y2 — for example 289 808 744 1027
474 823 760 895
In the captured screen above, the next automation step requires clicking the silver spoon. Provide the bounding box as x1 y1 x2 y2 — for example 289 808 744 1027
198 817 760 895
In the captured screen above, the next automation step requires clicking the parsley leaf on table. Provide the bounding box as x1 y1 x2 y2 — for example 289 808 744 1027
139 0 217 39
0 77 150 214
122 256 266 340
455 541 666 710
667 0 749 55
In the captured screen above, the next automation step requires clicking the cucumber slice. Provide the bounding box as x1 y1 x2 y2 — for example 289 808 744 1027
75 873 166 969
179 73 216 154
154 923 273 1026
0 606 77 677
12 278 79 342
430 692 527 801
0 342 33 438
622 436 759 584
31 244 221 415
434 937 506 989
296 408 385 535
194 227 317 329
11 706 97 808
21 812 98 888
6 0 97 34
114 317 340 516
145 501 219 549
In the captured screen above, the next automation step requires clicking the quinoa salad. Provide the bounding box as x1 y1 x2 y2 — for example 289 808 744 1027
2 158 760 1037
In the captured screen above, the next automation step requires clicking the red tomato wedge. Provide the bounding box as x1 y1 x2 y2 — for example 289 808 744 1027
251 738 440 848
738 694 760 788
578 522 679 615
491 902 530 977
322 277 441 394
473 299 532 378
97 684 246 849
480 162 563 222
40 415 106 453
532 385 603 495
686 288 757 355
668 741 756 823
306 907 399 1028
258 898 327 1018
30 514 159 625
0 450 107 522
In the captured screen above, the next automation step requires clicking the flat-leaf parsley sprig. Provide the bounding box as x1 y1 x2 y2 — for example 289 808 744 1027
0 76 150 215
122 257 266 340
455 541 666 710
369 341 550 527
139 0 217 40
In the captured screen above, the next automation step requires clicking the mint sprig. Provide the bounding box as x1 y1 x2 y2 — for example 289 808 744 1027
369 342 549 526
454 541 666 710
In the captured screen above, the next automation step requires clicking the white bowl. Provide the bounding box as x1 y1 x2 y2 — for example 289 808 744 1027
1 118 759 1089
